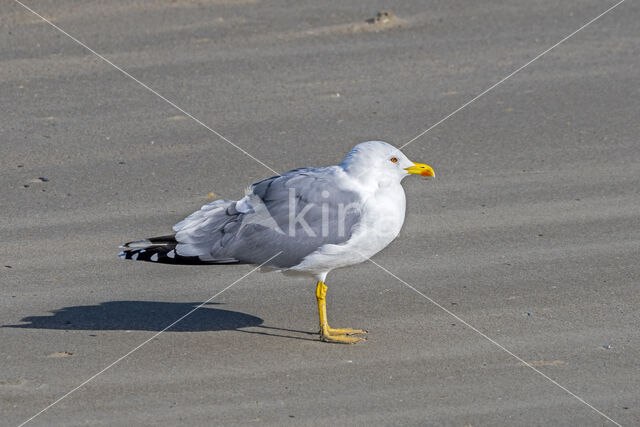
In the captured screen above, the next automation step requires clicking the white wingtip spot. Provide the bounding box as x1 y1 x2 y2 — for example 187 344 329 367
167 250 175 259
131 253 139 261
151 253 159 262
118 252 126 259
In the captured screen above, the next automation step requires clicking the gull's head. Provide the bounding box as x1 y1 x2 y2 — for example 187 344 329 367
340 141 434 183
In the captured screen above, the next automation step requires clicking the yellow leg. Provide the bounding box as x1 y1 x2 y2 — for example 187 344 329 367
316 281 367 344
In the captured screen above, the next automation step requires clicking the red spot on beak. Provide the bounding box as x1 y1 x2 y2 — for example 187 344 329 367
421 170 430 177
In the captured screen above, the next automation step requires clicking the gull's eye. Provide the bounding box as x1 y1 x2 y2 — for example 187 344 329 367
390 157 398 163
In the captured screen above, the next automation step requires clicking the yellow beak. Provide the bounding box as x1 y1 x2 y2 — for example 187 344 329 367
404 162 435 178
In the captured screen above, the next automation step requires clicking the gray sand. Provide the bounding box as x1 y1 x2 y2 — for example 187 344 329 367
2 0 639 425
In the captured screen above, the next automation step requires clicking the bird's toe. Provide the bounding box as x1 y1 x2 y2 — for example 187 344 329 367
320 334 366 344
326 327 368 336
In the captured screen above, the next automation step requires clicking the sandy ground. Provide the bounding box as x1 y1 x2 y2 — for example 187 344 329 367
2 0 639 425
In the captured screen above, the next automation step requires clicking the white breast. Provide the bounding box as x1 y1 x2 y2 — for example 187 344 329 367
288 182 407 280
359 183 407 255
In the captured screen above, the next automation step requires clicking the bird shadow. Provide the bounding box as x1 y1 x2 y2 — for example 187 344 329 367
3 300 317 341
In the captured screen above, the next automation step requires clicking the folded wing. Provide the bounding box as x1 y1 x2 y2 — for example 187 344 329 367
173 167 362 268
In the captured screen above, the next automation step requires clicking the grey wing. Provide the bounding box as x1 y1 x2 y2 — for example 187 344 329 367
172 167 362 268
225 167 362 267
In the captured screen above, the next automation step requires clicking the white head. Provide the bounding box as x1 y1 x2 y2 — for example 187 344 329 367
340 141 434 183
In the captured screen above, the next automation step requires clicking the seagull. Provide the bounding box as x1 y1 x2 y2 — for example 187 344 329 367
119 141 434 343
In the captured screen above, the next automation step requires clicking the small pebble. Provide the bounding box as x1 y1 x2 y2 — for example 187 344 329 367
4 265 12 269
37 177 49 182
526 312 532 316
602 344 612 350
368 11 394 24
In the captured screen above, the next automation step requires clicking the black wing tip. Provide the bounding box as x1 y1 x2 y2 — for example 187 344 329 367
120 235 177 250
118 247 243 266
119 234 246 265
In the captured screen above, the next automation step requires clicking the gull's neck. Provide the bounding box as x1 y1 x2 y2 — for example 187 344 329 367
339 162 400 190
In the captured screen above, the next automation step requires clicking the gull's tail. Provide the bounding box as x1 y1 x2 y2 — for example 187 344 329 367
118 235 239 265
